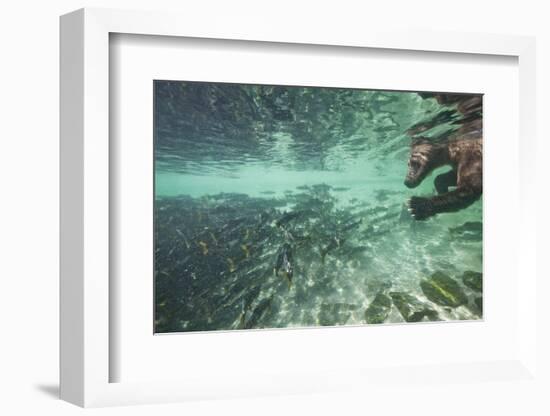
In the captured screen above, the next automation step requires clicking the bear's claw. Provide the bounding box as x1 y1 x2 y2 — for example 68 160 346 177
408 196 434 221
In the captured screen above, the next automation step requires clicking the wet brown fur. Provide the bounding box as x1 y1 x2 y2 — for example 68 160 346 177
405 136 482 220
404 93 482 220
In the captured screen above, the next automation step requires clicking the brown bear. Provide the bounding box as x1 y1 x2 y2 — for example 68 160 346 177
404 135 482 220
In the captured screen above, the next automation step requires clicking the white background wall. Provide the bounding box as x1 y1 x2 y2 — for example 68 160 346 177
0 1 548 415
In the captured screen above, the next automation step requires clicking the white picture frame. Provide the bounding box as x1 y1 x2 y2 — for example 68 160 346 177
60 7 539 408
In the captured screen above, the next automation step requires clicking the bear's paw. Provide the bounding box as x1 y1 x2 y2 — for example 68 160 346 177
408 196 434 220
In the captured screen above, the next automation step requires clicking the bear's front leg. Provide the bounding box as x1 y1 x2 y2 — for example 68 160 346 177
408 187 480 220
434 170 457 194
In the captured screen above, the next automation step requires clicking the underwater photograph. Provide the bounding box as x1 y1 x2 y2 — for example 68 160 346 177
154 80 483 333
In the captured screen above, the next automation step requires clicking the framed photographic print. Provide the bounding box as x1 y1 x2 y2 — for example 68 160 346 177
60 7 540 408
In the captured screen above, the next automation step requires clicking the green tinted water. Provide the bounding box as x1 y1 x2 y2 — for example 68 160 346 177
154 82 482 332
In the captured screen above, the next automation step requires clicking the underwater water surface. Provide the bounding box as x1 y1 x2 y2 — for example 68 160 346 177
154 81 483 333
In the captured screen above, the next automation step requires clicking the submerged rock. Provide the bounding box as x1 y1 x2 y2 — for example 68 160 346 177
420 271 468 308
462 270 482 293
474 297 483 314
365 292 392 324
389 291 439 322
